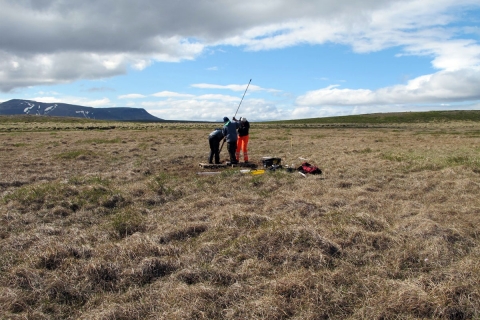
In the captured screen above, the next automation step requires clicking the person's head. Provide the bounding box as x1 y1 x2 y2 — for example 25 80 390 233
241 117 247 122
223 117 229 122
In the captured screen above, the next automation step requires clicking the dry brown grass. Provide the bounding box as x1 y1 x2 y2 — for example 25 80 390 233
1 121 480 319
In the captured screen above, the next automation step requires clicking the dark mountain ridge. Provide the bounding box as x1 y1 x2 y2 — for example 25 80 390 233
0 99 162 121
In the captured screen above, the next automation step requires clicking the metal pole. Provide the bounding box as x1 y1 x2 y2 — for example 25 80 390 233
234 79 251 119
220 79 251 153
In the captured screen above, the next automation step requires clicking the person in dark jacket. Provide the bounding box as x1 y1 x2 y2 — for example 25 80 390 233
222 116 240 164
235 117 250 162
208 128 224 164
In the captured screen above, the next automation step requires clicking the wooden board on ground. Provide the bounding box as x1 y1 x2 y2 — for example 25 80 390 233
199 162 258 169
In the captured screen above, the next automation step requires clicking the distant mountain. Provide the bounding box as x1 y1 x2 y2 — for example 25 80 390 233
0 99 162 121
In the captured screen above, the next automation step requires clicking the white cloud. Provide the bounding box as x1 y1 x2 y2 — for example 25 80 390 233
291 106 347 119
143 99 232 121
31 96 113 108
152 91 195 98
297 68 480 107
142 95 287 121
218 0 480 73
191 83 280 93
297 86 375 106
192 83 254 91
196 94 240 102
0 51 128 91
0 0 479 122
4 0 476 92
119 94 147 99
139 86 290 121
88 98 112 107
30 97 61 104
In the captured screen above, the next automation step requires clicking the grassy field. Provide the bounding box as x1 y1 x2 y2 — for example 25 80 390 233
1 114 480 319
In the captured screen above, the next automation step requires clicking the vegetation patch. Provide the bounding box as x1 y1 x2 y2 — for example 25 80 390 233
381 150 480 171
77 137 121 144
1 117 480 319
134 258 177 285
11 143 27 147
2 182 64 209
111 208 147 238
55 150 97 160
68 175 111 186
159 224 208 243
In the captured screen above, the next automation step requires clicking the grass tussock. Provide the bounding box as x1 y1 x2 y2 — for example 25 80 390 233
1 120 480 319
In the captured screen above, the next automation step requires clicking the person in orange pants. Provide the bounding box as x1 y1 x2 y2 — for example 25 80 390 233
236 117 250 163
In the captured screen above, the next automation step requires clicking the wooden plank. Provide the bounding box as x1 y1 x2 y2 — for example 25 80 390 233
199 163 227 169
199 162 258 169
240 163 258 168
197 171 222 175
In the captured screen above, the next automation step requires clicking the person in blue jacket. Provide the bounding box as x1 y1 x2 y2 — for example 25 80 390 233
222 116 240 164
208 128 224 164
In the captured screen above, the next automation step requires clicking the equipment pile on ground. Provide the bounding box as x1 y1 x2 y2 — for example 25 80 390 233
198 157 323 177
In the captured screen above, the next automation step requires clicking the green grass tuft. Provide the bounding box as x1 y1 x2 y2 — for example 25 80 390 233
77 138 122 144
55 150 97 159
111 208 146 238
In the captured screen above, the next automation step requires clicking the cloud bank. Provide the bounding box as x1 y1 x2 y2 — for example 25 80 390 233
1 0 480 120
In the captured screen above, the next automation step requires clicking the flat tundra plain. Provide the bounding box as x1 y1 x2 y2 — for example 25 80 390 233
1 120 479 319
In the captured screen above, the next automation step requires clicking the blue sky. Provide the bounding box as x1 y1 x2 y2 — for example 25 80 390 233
1 0 480 121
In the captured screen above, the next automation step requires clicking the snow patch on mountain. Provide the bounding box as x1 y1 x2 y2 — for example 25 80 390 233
23 102 36 114
44 104 57 114
75 110 93 118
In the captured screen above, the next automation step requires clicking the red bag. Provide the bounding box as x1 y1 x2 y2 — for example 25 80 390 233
298 162 322 175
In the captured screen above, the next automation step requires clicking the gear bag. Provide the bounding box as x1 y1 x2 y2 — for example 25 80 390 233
297 162 322 175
